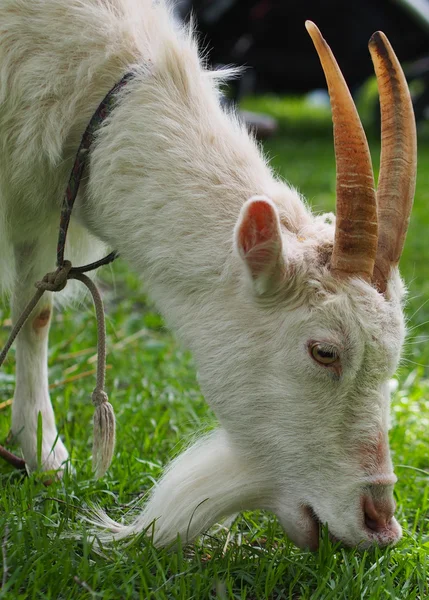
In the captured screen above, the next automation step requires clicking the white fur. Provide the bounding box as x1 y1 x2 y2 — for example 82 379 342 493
0 0 406 549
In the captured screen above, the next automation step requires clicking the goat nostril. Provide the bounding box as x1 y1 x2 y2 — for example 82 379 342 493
363 495 392 532
365 513 387 532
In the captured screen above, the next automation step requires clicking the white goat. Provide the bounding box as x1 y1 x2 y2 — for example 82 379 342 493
0 0 416 550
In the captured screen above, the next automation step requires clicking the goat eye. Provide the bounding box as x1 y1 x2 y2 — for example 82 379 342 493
310 343 338 366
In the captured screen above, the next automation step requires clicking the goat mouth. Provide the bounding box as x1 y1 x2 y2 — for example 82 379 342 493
299 505 344 550
299 504 402 551
301 505 323 551
361 516 402 547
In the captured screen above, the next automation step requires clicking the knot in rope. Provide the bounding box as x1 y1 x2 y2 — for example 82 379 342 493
35 260 72 292
92 389 109 407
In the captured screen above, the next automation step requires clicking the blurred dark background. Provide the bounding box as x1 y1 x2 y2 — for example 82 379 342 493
175 0 429 126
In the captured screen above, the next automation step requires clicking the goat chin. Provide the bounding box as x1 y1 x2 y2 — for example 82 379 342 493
0 0 408 552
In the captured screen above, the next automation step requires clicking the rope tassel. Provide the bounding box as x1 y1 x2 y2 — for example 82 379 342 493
92 390 116 478
71 272 116 478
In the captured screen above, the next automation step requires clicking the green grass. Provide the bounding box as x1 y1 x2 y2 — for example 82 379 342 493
0 97 429 599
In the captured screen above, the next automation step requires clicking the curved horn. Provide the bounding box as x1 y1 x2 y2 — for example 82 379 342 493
306 21 378 282
369 32 417 293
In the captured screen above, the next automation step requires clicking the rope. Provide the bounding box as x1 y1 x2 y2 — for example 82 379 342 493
69 272 115 478
0 74 136 477
0 262 115 478
0 74 135 477
0 288 46 370
56 72 134 270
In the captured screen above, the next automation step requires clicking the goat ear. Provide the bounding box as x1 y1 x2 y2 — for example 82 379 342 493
234 196 284 294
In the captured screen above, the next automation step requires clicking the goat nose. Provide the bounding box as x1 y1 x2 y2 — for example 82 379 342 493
363 491 396 533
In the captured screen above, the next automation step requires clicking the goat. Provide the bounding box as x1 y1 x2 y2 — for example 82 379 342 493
0 0 416 550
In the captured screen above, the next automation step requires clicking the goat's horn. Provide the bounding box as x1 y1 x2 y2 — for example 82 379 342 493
306 21 378 282
369 32 417 293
